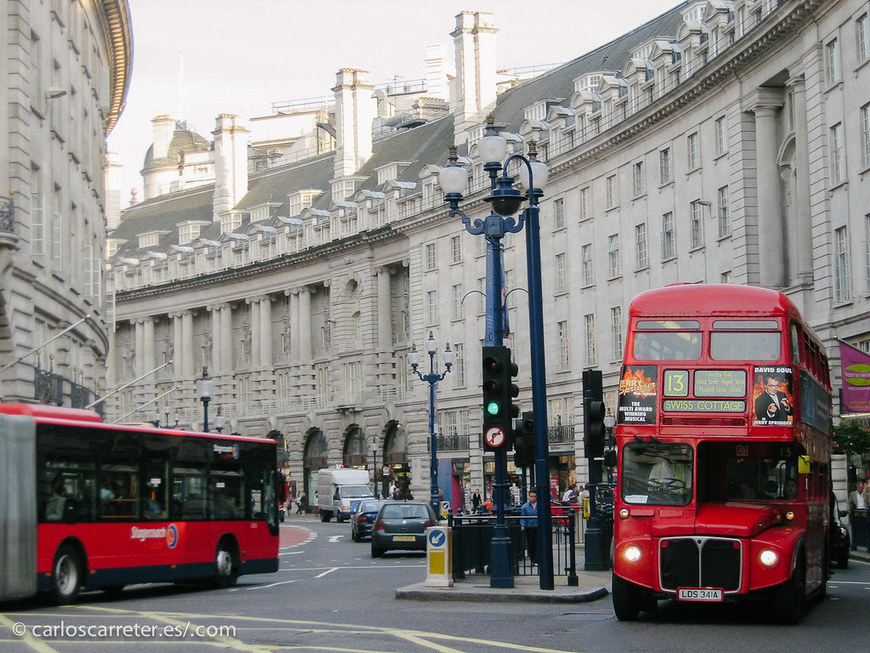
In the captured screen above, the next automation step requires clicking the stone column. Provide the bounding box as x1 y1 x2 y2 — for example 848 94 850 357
788 72 812 285
250 298 261 368
260 296 272 368
749 92 785 288
220 305 233 373
181 311 194 378
209 304 222 374
298 287 312 361
377 267 392 351
143 317 155 377
133 319 145 377
172 314 183 378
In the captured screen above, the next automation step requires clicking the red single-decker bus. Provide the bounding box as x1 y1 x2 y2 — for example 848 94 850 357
0 404 282 604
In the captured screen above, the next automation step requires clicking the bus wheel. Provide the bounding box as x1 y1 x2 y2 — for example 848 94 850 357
51 545 83 605
774 553 806 624
214 540 239 588
612 573 641 621
320 511 331 522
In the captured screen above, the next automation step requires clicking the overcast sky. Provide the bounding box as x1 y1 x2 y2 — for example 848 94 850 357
107 0 683 201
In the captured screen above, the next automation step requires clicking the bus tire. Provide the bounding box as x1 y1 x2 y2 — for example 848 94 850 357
611 573 641 621
320 510 331 522
214 539 239 588
51 544 83 605
774 552 806 624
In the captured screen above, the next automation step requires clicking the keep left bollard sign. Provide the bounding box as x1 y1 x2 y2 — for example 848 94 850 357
425 525 453 588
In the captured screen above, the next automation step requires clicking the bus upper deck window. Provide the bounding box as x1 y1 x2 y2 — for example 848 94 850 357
710 319 780 361
633 320 701 361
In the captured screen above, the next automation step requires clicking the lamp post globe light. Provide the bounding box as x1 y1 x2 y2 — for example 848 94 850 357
196 367 215 433
439 118 553 590
409 331 453 516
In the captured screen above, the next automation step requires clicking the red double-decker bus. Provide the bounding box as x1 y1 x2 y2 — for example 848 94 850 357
0 404 282 604
611 284 832 624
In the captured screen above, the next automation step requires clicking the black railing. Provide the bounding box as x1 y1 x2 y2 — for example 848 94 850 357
548 424 575 444
450 510 580 579
34 368 63 405
69 382 91 409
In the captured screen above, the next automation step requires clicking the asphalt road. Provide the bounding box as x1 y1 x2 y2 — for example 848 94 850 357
2 514 869 652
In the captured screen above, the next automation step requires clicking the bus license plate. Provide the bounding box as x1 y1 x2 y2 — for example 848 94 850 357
677 588 723 602
393 535 415 542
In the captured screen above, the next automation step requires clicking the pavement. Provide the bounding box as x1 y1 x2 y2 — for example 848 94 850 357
395 564 612 603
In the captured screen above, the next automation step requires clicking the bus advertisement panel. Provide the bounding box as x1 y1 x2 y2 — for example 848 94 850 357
0 404 282 604
611 284 833 624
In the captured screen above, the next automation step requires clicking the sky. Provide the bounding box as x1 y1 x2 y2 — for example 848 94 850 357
107 0 683 202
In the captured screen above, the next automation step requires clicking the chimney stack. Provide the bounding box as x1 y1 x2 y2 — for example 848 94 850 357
212 114 249 221
451 12 498 144
332 68 375 181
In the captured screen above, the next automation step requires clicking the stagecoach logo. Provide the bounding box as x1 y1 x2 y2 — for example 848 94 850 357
166 523 179 549
213 443 240 460
129 524 179 548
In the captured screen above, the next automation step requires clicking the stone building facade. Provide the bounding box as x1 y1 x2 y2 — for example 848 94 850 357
106 1 870 507
0 1 131 406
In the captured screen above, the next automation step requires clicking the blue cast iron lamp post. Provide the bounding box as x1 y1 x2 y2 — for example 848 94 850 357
438 121 554 590
409 332 454 516
196 367 215 433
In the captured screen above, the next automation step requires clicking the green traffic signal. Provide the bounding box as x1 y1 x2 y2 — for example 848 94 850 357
486 400 501 415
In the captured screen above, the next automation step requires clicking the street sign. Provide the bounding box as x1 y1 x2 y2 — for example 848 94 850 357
484 426 506 448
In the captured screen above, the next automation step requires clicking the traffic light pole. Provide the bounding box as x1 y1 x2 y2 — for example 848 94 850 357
583 370 607 571
483 239 513 589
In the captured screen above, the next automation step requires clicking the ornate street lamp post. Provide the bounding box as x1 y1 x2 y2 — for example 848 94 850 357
196 367 215 433
409 332 454 516
439 119 553 589
370 441 380 500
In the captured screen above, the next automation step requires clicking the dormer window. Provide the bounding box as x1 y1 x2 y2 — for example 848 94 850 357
177 221 208 245
138 232 161 249
287 189 321 217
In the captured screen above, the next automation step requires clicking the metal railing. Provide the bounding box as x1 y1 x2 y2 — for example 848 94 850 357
450 510 581 579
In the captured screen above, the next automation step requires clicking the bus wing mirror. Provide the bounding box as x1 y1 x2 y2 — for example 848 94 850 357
798 455 810 475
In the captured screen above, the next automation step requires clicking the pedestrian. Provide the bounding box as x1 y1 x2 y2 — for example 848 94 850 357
296 491 306 515
472 488 482 513
520 490 538 565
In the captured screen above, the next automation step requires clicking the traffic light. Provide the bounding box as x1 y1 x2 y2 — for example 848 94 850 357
482 346 516 451
583 369 606 458
513 411 535 467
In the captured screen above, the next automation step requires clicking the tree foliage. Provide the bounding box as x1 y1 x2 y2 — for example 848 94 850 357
833 421 870 456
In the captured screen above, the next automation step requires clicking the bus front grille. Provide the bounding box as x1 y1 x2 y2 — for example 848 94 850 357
659 536 742 592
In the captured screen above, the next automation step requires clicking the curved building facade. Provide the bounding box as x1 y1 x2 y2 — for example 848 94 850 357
106 1 869 506
1 0 132 406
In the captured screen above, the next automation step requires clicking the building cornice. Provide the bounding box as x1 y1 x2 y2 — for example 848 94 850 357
114 225 403 303
549 0 827 176
100 0 133 134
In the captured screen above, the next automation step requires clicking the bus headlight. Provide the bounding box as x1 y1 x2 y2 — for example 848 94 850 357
623 545 642 563
619 508 629 520
759 549 779 568
784 511 795 521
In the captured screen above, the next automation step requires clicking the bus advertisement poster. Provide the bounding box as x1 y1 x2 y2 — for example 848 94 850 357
618 365 657 425
753 366 794 426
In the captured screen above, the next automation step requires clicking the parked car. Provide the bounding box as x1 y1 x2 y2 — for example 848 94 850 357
371 501 436 557
831 496 850 569
351 499 385 541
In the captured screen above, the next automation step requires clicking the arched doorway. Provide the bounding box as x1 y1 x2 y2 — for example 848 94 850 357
303 428 327 511
384 420 410 499
342 425 366 467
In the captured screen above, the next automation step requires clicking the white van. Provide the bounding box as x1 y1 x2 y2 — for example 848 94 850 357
317 468 373 522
